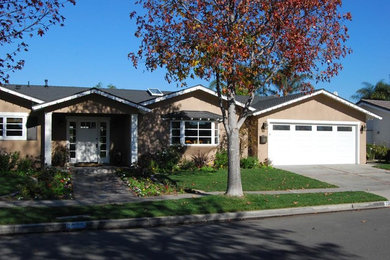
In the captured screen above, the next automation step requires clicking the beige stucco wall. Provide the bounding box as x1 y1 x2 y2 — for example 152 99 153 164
0 93 41 158
47 94 140 115
255 95 367 164
359 104 390 147
140 90 227 162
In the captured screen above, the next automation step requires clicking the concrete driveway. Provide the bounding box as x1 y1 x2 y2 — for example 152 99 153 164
278 164 390 200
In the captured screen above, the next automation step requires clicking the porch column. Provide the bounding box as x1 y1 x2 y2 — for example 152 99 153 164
44 112 52 166
130 114 138 165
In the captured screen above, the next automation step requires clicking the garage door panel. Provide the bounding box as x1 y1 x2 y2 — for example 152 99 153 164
268 122 357 165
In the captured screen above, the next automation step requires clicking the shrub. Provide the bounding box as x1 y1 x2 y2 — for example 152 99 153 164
52 145 69 167
191 152 209 168
0 151 20 173
240 156 259 169
260 158 273 168
117 169 179 197
199 165 215 172
137 146 185 174
367 144 388 161
17 168 72 200
179 159 196 171
16 157 34 174
214 150 228 169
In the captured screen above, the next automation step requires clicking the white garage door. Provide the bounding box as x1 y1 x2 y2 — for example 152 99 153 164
268 121 358 165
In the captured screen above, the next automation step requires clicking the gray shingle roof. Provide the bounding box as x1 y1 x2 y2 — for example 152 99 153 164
2 84 329 114
2 84 172 103
162 110 222 121
359 99 390 111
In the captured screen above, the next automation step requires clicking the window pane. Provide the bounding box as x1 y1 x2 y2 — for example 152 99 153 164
100 151 106 158
7 118 22 124
6 130 22 136
185 137 198 144
100 144 106 150
185 121 198 128
215 137 219 144
171 137 181 144
337 126 352 132
199 122 211 129
199 130 211 136
0 118 2 123
171 122 180 128
70 152 76 158
70 144 76 151
273 125 290 130
295 125 312 131
317 126 332 131
199 138 211 144
172 129 180 136
6 124 22 130
185 129 198 136
100 137 106 143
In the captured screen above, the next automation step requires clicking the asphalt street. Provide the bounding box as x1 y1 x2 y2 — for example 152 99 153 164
0 208 389 260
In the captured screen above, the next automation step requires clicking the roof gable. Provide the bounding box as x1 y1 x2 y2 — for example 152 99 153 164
140 84 256 111
252 89 382 119
32 88 151 112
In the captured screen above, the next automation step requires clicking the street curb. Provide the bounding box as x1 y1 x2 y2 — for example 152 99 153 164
1 201 389 236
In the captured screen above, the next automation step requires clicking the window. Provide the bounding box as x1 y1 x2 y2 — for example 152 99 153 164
295 125 312 131
0 114 27 140
317 126 333 131
80 121 96 129
337 126 352 132
68 122 76 159
273 125 290 131
170 121 219 145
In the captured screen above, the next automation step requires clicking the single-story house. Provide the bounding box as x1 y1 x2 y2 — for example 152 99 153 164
357 99 390 147
0 83 381 166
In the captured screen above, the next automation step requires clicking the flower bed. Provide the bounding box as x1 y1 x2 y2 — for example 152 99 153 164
117 169 180 197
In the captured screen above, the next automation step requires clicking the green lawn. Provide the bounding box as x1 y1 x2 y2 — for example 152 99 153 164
374 164 390 171
0 191 384 225
0 174 31 196
168 168 336 192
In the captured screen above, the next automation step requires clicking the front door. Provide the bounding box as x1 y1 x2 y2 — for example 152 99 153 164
77 121 98 162
67 118 110 164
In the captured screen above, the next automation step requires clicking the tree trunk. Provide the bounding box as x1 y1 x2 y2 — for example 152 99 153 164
225 100 244 197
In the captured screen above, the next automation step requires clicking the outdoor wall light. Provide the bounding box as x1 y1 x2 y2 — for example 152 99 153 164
261 122 268 131
360 124 366 133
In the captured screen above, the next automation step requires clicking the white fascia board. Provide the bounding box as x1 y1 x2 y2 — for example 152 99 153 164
253 90 382 120
32 88 151 113
140 84 256 111
0 86 44 104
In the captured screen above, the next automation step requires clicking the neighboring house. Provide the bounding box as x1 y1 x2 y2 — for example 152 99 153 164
0 84 380 166
357 99 390 147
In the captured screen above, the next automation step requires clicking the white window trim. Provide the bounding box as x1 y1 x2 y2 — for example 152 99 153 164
0 112 28 140
170 120 219 146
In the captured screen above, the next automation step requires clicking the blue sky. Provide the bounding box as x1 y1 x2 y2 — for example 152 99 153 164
5 0 390 101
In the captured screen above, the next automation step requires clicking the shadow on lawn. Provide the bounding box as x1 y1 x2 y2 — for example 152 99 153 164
0 216 356 260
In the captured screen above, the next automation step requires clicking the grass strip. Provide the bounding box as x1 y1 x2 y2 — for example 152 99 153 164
374 164 390 171
0 191 385 225
169 168 336 192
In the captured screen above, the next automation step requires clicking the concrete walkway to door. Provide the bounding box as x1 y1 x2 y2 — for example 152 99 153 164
277 164 390 200
72 167 139 204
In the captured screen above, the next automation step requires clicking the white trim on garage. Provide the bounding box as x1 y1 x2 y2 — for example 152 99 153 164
267 119 360 165
253 90 382 120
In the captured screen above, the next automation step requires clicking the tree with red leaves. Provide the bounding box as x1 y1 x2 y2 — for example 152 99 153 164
0 0 76 84
130 0 351 196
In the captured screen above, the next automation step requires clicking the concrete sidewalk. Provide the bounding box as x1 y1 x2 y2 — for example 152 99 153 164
0 187 363 208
